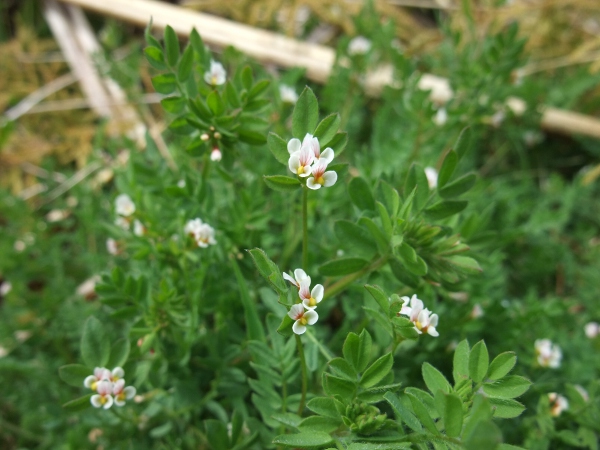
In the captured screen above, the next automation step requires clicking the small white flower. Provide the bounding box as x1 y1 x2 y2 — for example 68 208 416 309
584 322 599 339
299 282 324 311
280 84 298 103
0 280 12 297
91 379 114 409
115 216 130 230
288 144 314 177
14 240 26 252
535 339 562 368
210 147 222 162
288 304 318 335
106 238 119 255
399 294 439 337
306 160 337 190
184 218 217 248
14 330 32 342
282 268 311 289
302 134 334 165
46 209 69 222
348 36 371 55
76 275 100 298
490 110 505 128
133 220 145 237
0 346 8 358
548 392 568 417
424 167 438 189
433 108 448 126
84 367 111 390
204 60 226 86
115 194 135 217
177 179 186 188
112 379 136 407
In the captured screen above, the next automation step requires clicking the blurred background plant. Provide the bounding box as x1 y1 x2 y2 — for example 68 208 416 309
1 0 599 449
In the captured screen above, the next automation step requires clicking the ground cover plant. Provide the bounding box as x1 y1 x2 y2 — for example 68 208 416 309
1 2 600 449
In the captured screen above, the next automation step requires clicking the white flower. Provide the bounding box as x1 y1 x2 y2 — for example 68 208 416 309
91 379 114 409
584 322 599 339
535 339 562 368
424 167 438 189
306 160 337 190
433 108 448 126
288 143 314 177
115 194 135 217
106 238 119 255
548 393 568 417
283 268 311 289
491 110 505 128
112 379 136 407
0 346 8 358
84 367 111 390
280 84 298 103
46 209 69 222
204 60 226 86
177 179 186 188
76 275 100 298
210 147 222 162
288 304 318 335
133 220 145 237
14 330 32 342
0 280 12 297
348 36 371 55
299 282 324 310
184 218 217 248
115 216 130 230
399 294 439 337
14 240 26 252
303 134 334 165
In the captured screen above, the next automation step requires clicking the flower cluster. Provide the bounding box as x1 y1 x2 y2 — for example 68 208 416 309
287 134 337 190
184 218 217 248
204 60 226 86
283 269 323 335
84 367 136 409
348 36 372 55
398 294 439 337
534 339 562 368
114 194 145 237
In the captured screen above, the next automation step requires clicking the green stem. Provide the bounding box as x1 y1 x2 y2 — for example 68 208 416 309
324 256 389 300
295 334 308 416
302 186 308 270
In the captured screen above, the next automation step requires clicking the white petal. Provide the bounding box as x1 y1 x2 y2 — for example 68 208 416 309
124 386 136 399
298 166 312 177
311 284 324 302
417 309 430 327
320 148 334 164
113 379 125 395
91 395 103 408
306 177 321 190
427 327 439 337
84 375 96 388
112 367 124 379
292 321 307 335
103 395 114 409
400 296 410 304
399 306 412 316
294 269 309 283
288 154 300 173
429 313 439 328
305 310 319 325
283 272 298 287
302 299 317 310
322 171 337 187
288 304 304 320
287 138 301 155
114 397 126 407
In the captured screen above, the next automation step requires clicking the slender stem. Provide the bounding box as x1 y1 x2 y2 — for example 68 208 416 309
302 186 308 270
295 334 308 416
324 256 389 300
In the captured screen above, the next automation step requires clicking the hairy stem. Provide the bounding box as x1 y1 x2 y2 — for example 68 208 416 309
302 186 308 270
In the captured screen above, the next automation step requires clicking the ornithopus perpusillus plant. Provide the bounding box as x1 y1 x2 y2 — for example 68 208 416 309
54 23 541 449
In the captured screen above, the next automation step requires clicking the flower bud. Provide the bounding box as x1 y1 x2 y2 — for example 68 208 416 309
201 133 210 141
213 131 221 139
210 147 222 162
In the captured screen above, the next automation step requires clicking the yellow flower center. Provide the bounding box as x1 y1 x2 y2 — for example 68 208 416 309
317 176 325 185
308 297 317 307
299 315 308 326
100 396 108 405
297 166 305 175
91 381 98 390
